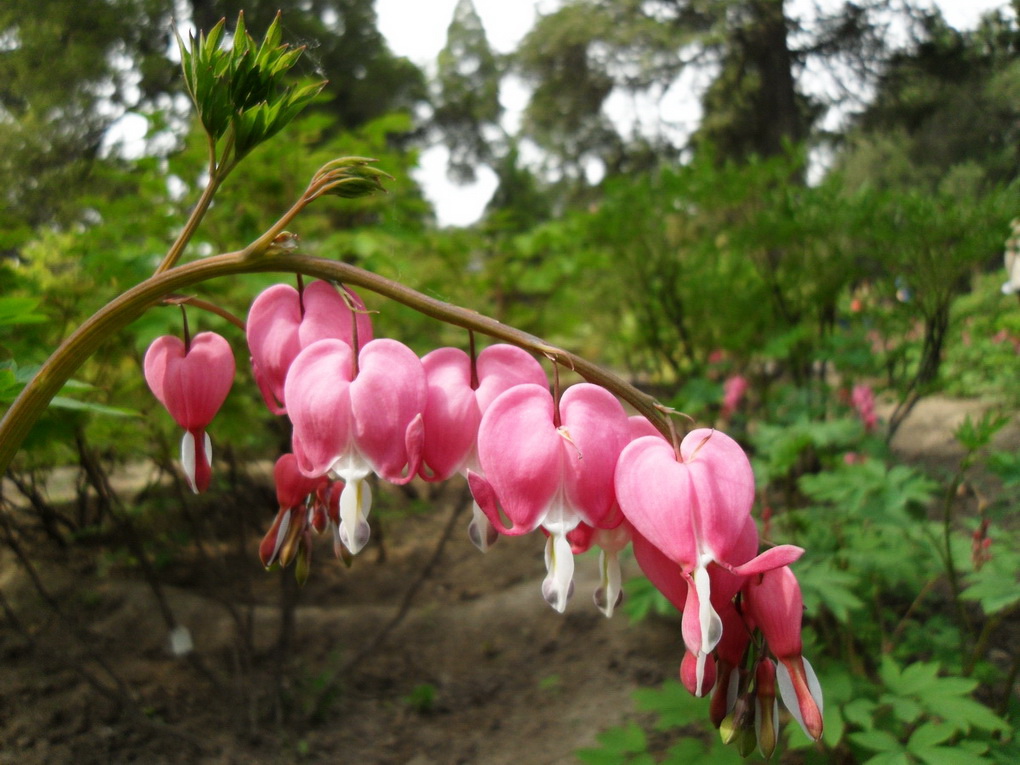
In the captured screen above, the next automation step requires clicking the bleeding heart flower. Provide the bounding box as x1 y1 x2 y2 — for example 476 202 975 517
284 338 426 555
420 343 547 551
743 565 824 742
144 331 234 493
468 383 630 612
259 454 331 571
616 428 802 691
246 281 373 414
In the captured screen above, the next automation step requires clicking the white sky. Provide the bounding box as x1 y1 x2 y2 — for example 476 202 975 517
376 0 1014 226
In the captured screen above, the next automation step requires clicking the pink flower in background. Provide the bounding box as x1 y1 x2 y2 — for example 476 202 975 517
144 332 235 493
246 281 372 414
851 383 878 432
284 338 426 555
419 344 547 551
468 383 631 612
708 348 727 365
721 374 748 418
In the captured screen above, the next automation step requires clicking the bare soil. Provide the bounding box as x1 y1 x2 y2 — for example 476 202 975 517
0 480 681 765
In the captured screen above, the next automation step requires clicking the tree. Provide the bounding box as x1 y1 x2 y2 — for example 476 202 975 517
432 0 504 183
510 0 909 178
0 0 177 245
838 5 1020 193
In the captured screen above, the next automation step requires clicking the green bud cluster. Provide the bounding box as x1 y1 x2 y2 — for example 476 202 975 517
175 11 325 166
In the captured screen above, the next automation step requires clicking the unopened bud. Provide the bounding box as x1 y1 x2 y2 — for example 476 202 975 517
754 659 779 759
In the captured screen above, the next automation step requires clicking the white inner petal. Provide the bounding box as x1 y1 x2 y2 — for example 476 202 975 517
541 532 575 613
180 431 197 494
338 477 373 555
594 548 623 618
694 565 723 654
467 501 498 553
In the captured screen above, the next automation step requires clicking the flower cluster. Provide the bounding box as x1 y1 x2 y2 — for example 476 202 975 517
142 279 823 755
851 383 878 432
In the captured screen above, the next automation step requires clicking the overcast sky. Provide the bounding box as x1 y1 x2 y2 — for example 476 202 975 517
376 0 1014 226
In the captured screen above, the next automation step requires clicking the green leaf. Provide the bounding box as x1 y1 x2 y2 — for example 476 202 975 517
930 696 1007 734
622 574 676 622
634 679 710 730
879 693 923 724
0 296 46 325
797 559 865 623
863 753 912 765
913 746 989 765
987 451 1020 486
907 722 954 749
844 698 878 729
954 411 1008 452
576 723 648 764
881 659 940 696
961 546 1020 615
49 397 138 417
851 729 905 753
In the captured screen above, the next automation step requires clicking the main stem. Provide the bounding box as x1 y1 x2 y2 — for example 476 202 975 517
0 251 667 474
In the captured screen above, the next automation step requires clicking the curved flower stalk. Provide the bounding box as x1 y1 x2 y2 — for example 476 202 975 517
468 383 631 612
247 280 373 414
143 331 235 493
284 338 426 555
420 344 547 551
616 428 803 694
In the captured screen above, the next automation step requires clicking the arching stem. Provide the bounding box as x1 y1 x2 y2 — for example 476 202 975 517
0 251 669 474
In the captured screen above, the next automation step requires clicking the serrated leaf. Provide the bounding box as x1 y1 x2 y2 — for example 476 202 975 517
0 296 46 325
576 722 648 763
908 722 954 749
634 679 709 730
987 451 1020 486
797 559 865 622
843 698 878 728
879 693 922 724
961 554 1020 615
923 676 979 698
851 729 904 753
913 746 989 765
878 656 903 688
863 753 912 765
930 696 1007 733
892 661 941 695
